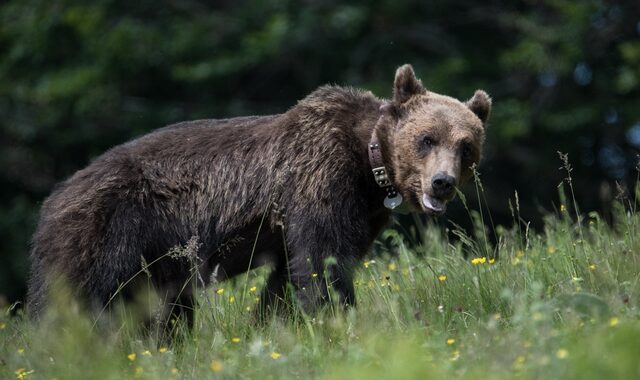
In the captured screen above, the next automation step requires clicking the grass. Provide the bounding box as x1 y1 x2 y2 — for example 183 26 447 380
2 175 640 379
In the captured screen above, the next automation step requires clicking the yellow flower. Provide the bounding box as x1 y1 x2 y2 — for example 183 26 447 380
446 338 455 345
0 322 6 329
231 337 241 343
127 353 137 361
210 360 223 373
488 258 496 264
450 350 460 361
609 317 619 327
513 355 526 370
246 306 251 312
249 286 257 293
270 351 282 360
171 368 178 375
560 204 566 212
438 275 447 282
556 349 568 359
14 368 34 380
388 262 397 271
229 296 235 304
141 350 151 356
158 347 168 353
17 348 24 354
471 257 486 265
216 288 224 295
547 246 556 254
311 273 318 278
589 264 596 271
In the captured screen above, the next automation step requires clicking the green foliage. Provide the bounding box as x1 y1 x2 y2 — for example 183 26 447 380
3 202 640 379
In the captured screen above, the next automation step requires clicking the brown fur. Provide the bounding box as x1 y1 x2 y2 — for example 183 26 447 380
27 64 490 326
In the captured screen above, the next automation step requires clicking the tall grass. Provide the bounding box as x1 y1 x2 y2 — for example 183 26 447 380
2 161 640 379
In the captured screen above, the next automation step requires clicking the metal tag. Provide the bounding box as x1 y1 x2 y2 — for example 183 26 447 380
383 193 403 209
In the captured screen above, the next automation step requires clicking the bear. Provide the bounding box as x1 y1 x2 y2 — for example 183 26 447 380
27 64 490 329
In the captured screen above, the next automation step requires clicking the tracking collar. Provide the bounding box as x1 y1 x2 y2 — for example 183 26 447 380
368 128 403 209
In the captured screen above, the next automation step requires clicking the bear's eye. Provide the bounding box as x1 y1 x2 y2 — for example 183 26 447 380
461 143 473 161
421 136 434 148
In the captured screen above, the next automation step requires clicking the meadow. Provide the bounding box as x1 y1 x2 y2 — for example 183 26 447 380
2 170 640 380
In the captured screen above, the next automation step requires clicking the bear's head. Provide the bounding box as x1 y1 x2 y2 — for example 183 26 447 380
377 64 491 215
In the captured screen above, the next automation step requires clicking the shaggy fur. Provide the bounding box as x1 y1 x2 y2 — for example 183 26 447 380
27 64 491 326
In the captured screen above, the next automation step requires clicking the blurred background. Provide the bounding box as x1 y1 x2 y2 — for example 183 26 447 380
1 0 639 305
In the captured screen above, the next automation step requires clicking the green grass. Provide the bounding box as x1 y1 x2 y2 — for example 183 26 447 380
3 185 640 379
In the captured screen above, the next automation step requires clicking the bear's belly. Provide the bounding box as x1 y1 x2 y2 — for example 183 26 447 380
204 222 286 283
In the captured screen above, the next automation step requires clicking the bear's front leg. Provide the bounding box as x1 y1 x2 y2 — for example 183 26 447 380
283 208 370 313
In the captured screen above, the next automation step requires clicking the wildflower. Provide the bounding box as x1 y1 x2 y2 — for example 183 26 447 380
0 322 6 329
229 296 235 304
513 355 526 370
231 337 241 343
446 338 455 345
17 348 24 354
246 306 251 312
363 260 375 268
210 360 223 373
171 368 179 375
216 288 224 295
311 273 318 278
158 347 168 353
556 349 568 359
589 264 596 271
532 312 543 321
127 353 137 361
609 317 619 327
141 350 151 356
438 275 447 282
450 350 460 361
14 368 34 380
270 351 282 360
560 204 566 212
388 262 397 271
471 257 486 265
249 286 257 293
488 258 496 264
547 246 556 254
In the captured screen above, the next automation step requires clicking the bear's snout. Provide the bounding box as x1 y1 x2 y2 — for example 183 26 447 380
431 172 456 199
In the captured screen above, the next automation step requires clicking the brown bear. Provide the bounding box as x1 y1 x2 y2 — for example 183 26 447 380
27 64 490 327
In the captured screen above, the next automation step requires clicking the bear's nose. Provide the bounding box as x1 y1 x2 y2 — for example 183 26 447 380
431 173 456 198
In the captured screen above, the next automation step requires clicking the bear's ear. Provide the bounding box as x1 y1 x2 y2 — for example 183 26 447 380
393 64 426 105
466 90 492 125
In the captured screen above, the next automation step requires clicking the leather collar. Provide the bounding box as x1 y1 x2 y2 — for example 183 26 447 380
368 126 403 209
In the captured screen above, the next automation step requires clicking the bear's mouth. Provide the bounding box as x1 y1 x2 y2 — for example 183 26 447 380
421 193 447 215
